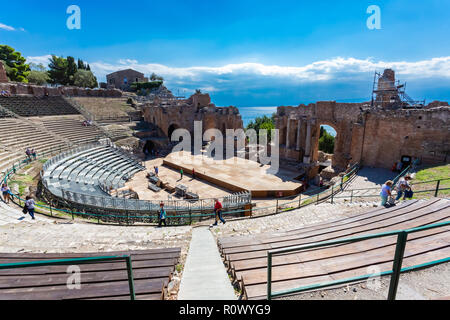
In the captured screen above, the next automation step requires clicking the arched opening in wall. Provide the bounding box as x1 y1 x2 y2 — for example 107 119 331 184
168 124 180 140
143 140 155 155
317 124 337 172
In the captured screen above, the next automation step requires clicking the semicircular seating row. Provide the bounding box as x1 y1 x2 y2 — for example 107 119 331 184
42 145 145 198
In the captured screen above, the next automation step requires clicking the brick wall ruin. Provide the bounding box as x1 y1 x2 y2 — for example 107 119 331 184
142 93 243 139
0 61 8 83
276 101 449 175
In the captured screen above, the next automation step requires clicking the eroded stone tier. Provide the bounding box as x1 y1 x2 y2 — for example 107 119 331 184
0 82 122 97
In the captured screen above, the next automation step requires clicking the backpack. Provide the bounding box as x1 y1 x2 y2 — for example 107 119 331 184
404 190 414 199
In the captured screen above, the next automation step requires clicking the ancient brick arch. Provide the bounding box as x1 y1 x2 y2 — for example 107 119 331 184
167 123 180 139
275 101 361 174
312 121 340 165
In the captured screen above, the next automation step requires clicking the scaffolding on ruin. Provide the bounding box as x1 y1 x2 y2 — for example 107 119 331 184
370 71 426 109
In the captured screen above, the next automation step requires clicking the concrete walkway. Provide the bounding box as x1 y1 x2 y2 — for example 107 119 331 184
347 166 396 189
0 201 51 225
178 227 236 300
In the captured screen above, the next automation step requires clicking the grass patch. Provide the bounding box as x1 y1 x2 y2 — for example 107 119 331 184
301 198 316 206
413 164 450 197
414 164 450 182
39 158 48 164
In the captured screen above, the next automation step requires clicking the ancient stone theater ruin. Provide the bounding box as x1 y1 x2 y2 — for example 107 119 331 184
0 64 449 301
276 69 449 181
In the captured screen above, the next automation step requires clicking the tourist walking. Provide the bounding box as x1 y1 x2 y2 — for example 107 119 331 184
31 148 37 160
380 180 393 207
395 175 413 201
24 196 35 220
180 168 183 180
154 166 159 176
1 184 11 204
192 168 195 179
212 198 226 226
25 148 32 162
158 202 167 227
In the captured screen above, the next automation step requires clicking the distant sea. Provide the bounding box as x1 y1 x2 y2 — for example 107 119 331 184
238 106 336 137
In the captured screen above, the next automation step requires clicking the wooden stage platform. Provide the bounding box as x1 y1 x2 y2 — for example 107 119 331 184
163 152 303 198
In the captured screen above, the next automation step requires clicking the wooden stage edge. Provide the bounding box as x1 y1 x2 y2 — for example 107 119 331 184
162 159 303 198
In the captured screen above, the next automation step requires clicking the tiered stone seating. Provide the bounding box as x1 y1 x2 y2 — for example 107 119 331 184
0 109 13 118
218 198 450 299
43 145 145 198
0 118 68 174
40 116 106 145
0 96 80 117
0 248 181 300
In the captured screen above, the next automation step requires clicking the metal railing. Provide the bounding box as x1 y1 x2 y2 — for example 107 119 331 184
0 255 136 300
267 220 450 300
331 177 450 203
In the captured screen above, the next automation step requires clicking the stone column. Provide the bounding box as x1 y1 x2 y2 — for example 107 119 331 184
286 119 291 149
303 121 312 163
296 120 302 151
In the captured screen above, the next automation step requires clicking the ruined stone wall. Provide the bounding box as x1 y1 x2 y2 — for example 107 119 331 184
142 93 243 139
0 82 122 97
275 101 364 170
360 107 450 168
275 100 449 171
0 61 8 83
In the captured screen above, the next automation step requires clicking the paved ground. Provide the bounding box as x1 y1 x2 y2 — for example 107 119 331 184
347 166 397 190
0 203 192 256
178 227 236 300
0 201 52 226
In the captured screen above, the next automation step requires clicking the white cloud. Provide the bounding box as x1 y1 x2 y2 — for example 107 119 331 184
0 23 26 32
118 59 138 65
26 55 52 66
87 56 450 83
0 23 15 31
24 55 450 91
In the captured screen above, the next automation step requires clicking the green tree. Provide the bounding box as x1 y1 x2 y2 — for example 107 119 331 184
29 62 47 72
150 72 163 81
47 55 69 85
0 45 30 82
77 58 85 70
27 70 50 85
319 127 335 154
66 56 78 85
73 69 98 88
246 114 276 142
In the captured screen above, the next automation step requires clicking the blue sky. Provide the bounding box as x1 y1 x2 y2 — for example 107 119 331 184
1 0 449 106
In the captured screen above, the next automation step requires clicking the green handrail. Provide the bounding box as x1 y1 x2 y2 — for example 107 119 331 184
267 220 450 300
0 255 136 300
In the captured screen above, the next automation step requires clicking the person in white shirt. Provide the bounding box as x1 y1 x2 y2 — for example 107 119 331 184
395 175 412 201
24 196 35 220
